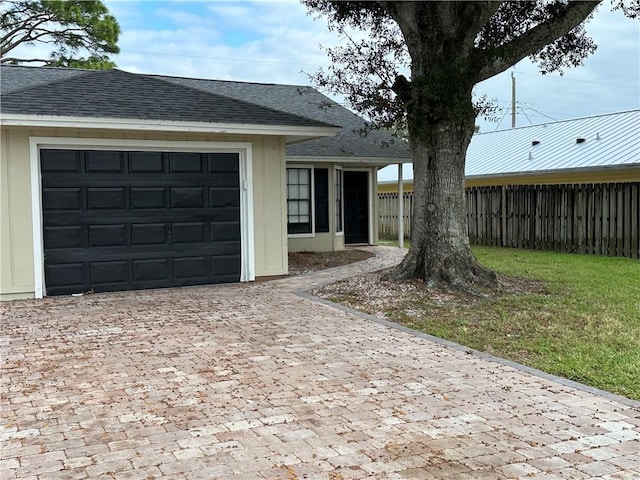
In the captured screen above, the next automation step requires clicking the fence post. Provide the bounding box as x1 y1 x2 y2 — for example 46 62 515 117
398 164 404 248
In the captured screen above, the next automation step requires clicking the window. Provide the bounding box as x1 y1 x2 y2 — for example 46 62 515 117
287 168 311 234
335 168 343 233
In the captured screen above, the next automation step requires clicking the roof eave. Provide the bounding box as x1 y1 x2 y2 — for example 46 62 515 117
286 155 412 166
0 114 340 141
466 163 640 180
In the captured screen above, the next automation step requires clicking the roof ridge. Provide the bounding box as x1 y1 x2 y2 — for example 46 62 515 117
0 64 96 73
147 71 310 89
1 67 102 96
478 109 640 136
148 72 361 119
146 71 340 128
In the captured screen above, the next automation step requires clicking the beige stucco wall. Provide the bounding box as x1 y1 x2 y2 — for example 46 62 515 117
288 232 345 253
0 127 288 300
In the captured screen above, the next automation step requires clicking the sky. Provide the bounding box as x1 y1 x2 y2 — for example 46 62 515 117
9 1 640 180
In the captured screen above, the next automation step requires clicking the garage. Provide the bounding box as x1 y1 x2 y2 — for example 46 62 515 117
41 148 241 295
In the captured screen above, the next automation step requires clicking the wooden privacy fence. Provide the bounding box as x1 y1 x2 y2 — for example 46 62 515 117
378 182 640 259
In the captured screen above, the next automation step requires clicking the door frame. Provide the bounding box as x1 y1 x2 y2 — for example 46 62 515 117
29 136 254 298
343 168 373 245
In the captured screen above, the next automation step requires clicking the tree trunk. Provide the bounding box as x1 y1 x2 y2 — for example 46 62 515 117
391 99 496 291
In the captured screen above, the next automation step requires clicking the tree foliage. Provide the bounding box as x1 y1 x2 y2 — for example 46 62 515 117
0 0 120 69
303 1 637 290
304 1 609 131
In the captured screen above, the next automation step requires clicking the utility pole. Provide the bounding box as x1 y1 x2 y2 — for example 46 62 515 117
511 72 516 128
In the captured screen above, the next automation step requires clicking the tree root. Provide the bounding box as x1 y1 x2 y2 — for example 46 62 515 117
385 247 498 297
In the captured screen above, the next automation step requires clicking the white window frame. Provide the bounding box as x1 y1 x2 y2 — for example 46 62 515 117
334 167 344 236
29 137 255 298
286 165 315 238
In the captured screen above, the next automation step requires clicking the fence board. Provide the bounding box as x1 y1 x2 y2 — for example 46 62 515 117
378 182 640 259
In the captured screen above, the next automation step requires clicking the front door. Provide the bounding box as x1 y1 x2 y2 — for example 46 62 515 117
344 171 369 244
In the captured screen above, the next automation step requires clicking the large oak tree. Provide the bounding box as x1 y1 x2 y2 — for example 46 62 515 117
304 1 637 291
1 0 120 69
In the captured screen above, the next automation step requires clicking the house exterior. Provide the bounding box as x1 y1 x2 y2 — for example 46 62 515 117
379 109 640 193
0 65 410 300
155 74 411 251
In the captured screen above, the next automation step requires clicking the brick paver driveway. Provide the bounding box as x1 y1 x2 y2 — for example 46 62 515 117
1 247 639 479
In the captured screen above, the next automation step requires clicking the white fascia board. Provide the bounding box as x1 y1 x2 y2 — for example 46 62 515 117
1 113 340 139
466 163 640 180
286 155 412 166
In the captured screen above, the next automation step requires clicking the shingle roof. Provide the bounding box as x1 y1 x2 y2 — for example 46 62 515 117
1 64 88 95
1 65 410 161
467 110 640 177
157 74 411 159
0 66 334 128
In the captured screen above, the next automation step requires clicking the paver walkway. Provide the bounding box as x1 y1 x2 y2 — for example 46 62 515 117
1 246 638 480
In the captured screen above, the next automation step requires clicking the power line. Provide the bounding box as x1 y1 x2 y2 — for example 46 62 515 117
520 105 557 122
517 105 534 126
512 70 638 90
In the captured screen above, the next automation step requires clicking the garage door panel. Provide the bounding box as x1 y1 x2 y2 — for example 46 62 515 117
174 256 208 279
133 258 170 282
132 223 167 245
209 153 241 172
87 188 127 210
170 153 204 173
209 208 240 223
171 187 205 208
45 263 85 289
88 224 127 247
209 187 240 208
86 151 124 173
207 174 240 188
172 222 205 244
43 188 83 210
41 149 242 295
210 222 240 241
212 256 241 277
91 260 128 285
45 226 83 249
129 152 165 173
131 187 166 209
41 150 81 173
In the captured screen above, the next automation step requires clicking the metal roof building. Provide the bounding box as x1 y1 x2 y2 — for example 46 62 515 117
465 109 640 186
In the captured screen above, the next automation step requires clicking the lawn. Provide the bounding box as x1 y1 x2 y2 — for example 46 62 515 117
327 244 640 400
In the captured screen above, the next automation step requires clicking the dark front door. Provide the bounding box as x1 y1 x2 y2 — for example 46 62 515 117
41 149 241 295
344 171 369 244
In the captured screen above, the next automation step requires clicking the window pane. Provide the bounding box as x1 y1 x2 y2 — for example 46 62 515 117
299 169 309 185
299 201 309 215
290 184 303 199
299 184 309 199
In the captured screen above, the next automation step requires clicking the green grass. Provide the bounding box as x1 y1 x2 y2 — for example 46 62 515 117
376 241 640 400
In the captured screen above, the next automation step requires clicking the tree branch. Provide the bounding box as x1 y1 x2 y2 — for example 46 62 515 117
473 1 601 82
1 15 55 54
456 1 504 49
1 56 52 64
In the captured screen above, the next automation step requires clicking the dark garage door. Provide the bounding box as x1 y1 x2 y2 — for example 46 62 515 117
41 149 241 296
